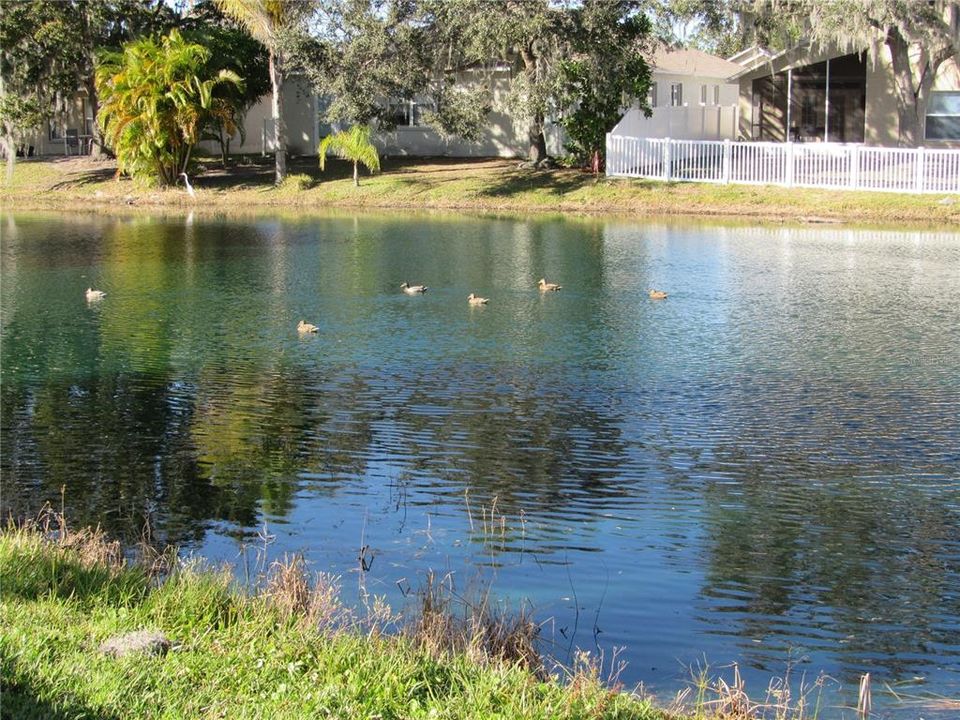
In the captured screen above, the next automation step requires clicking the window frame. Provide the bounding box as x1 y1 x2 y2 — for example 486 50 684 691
670 83 683 107
925 90 960 141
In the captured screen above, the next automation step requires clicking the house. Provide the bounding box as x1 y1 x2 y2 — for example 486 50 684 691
610 48 741 141
199 66 565 161
16 94 94 158
730 41 960 148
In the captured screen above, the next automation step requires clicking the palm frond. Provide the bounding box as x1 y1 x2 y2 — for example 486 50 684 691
318 125 380 175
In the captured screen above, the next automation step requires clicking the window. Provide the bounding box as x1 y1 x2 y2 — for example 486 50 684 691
648 83 657 108
713 85 720 105
926 91 960 140
670 83 683 107
700 84 707 105
385 99 434 127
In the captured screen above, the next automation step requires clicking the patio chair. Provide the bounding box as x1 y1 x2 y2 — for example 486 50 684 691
65 128 80 156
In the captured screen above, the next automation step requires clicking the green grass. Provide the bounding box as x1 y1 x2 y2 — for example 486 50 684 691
1 155 956 226
0 521 674 720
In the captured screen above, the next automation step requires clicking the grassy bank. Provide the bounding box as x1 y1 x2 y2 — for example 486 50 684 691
1 515 680 720
1 156 956 225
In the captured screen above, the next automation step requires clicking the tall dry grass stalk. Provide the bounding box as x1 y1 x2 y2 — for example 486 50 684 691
672 660 834 720
857 673 871 719
263 553 347 632
32 505 126 572
410 571 541 671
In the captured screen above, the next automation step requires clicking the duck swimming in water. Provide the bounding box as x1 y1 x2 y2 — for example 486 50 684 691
85 288 106 301
648 289 668 300
537 278 562 292
297 320 319 333
400 282 428 294
467 293 489 305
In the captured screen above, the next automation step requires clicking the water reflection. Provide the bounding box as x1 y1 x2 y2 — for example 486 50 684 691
2 212 959 716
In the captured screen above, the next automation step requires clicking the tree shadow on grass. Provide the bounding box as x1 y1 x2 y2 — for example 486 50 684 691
0 674 122 720
477 168 595 198
1 547 147 606
49 166 117 190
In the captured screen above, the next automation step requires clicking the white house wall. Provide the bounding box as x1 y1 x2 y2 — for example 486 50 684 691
616 71 739 141
612 105 737 140
649 72 739 110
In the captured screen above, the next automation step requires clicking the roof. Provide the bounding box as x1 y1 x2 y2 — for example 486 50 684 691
726 46 774 66
651 48 744 79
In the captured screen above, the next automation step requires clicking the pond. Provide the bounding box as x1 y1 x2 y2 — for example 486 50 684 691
2 211 959 717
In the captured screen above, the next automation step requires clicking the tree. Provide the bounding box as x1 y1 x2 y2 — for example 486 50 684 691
652 0 799 56
558 0 653 168
0 94 42 183
215 0 315 184
0 0 86 181
0 0 176 176
422 0 566 165
96 30 243 185
318 124 380 187
766 0 959 148
181 1 271 166
297 0 492 145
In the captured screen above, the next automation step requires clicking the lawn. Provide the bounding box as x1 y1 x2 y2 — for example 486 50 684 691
2 155 956 226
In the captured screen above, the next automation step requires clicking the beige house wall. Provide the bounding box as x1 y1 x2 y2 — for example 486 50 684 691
201 69 559 160
196 76 317 159
19 94 92 157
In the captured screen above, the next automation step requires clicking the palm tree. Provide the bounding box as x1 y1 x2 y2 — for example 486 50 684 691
96 30 242 186
215 0 313 184
318 125 381 187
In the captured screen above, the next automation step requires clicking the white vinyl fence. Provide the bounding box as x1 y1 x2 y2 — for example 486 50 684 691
605 135 960 194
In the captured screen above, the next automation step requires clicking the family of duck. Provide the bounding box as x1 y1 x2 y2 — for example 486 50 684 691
84 281 667 335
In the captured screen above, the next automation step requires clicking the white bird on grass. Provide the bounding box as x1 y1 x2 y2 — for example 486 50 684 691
180 172 196 199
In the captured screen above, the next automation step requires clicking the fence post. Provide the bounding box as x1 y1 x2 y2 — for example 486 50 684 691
722 139 731 184
663 138 672 181
850 144 861 189
915 146 925 193
785 142 795 187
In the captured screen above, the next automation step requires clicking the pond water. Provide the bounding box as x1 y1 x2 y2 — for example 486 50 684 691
2 211 959 717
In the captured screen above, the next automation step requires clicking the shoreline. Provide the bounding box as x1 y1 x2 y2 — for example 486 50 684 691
2 516 892 720
2 156 957 227
0 517 682 719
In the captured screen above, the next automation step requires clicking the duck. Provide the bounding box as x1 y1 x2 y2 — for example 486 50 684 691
400 282 428 294
537 278 562 292
648 289 668 300
467 293 489 305
297 320 319 333
85 287 106 301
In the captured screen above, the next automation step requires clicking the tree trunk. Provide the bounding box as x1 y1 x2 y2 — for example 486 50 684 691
520 47 548 164
527 112 547 165
219 125 228 168
269 49 288 184
86 76 105 159
3 134 15 186
885 28 927 148
353 161 359 186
